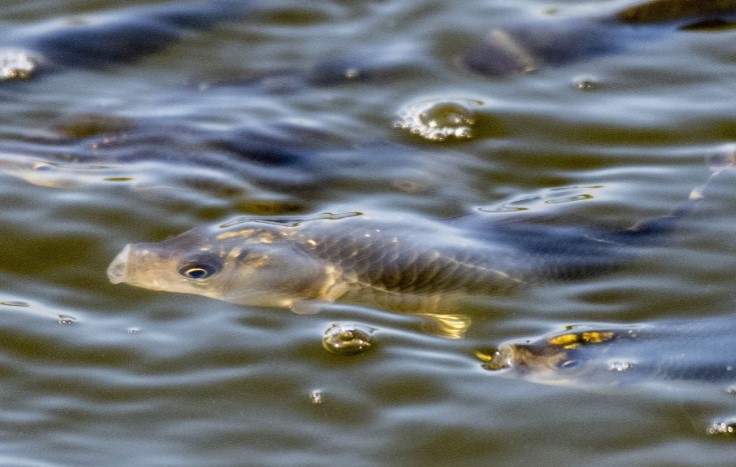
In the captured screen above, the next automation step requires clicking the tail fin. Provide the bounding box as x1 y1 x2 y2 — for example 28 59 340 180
616 0 736 25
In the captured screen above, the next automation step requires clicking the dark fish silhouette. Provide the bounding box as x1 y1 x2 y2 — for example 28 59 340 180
0 120 482 212
0 0 257 80
462 0 736 77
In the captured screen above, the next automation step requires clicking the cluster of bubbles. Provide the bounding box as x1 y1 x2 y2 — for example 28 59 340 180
394 98 483 141
308 389 323 405
706 419 736 436
0 48 43 81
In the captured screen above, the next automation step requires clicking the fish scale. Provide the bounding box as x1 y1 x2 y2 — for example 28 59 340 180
299 217 524 294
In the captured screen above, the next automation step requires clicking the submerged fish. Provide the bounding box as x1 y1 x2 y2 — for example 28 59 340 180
4 0 733 84
463 0 736 77
0 0 257 81
107 151 734 335
107 206 657 316
483 316 736 387
484 317 736 435
0 121 484 213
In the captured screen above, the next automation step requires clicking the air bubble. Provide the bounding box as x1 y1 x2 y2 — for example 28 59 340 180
58 315 77 325
607 360 634 372
394 98 483 141
309 389 323 405
707 418 736 436
572 75 601 91
0 48 44 81
322 323 373 355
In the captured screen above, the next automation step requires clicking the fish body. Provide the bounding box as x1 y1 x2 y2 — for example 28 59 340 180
108 212 519 313
108 200 683 314
486 317 736 387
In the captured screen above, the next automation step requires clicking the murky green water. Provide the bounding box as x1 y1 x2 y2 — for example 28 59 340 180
2 0 736 465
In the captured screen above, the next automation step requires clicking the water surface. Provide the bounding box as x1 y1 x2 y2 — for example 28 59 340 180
2 0 736 465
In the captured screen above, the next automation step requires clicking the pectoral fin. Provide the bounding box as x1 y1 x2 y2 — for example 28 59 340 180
290 300 322 315
414 313 473 339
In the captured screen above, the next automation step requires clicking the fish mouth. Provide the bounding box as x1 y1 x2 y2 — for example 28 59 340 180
107 244 131 284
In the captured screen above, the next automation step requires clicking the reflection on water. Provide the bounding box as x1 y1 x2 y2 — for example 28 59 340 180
1 0 736 465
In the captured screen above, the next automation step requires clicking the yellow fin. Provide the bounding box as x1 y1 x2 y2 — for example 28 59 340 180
290 300 322 315
414 313 472 339
548 330 616 349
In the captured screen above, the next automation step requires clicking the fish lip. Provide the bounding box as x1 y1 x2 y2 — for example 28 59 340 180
107 244 131 284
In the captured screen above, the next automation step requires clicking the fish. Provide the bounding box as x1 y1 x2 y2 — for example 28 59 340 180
482 316 736 387
483 316 736 435
0 0 259 81
0 0 429 89
107 206 652 319
0 121 484 213
462 0 736 77
4 0 732 84
107 149 736 337
0 123 327 191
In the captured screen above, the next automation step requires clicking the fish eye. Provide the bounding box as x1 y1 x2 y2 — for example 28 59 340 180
178 258 222 280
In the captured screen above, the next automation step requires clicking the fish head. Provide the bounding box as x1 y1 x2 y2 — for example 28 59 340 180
485 328 640 387
107 219 327 308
